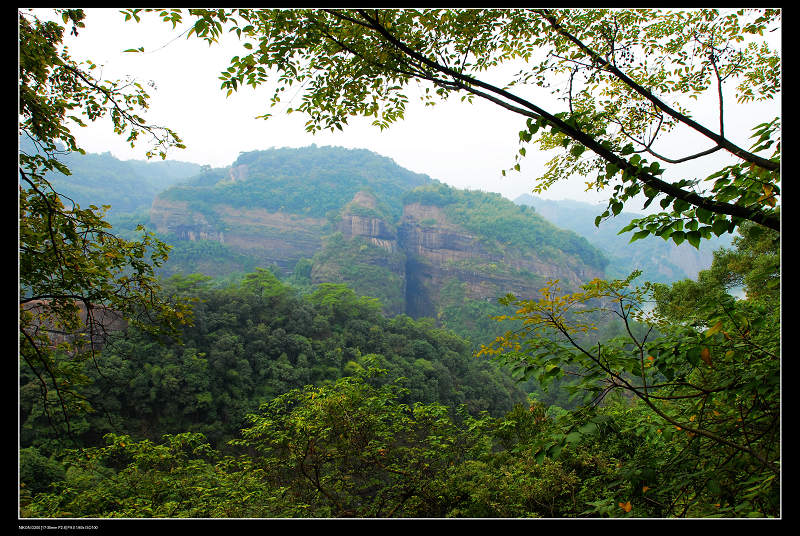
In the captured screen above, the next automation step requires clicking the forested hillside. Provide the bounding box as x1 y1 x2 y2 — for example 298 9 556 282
19 142 777 520
19 8 780 520
20 144 780 517
19 221 780 518
20 271 528 451
161 145 432 220
146 146 609 337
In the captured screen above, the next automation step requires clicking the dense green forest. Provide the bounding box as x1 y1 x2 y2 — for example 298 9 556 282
19 222 780 518
19 8 780 520
161 145 432 222
20 271 527 450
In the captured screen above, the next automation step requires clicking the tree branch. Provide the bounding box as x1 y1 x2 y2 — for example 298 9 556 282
349 10 779 232
534 8 778 172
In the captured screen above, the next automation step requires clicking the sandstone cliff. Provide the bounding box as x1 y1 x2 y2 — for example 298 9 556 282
147 148 609 323
399 202 605 318
150 197 327 273
312 191 407 315
150 186 607 321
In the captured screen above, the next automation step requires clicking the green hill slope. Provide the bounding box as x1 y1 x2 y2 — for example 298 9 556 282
160 145 433 221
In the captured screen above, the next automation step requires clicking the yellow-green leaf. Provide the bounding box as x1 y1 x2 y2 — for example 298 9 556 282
705 320 724 337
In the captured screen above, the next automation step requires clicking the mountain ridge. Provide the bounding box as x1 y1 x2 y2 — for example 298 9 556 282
514 193 733 284
32 144 726 329
147 146 607 323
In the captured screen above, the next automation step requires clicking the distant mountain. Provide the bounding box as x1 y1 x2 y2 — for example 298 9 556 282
514 194 733 284
25 143 631 344
21 137 202 214
161 144 432 222
149 146 607 330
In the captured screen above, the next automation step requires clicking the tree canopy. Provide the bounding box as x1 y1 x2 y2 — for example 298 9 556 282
478 218 780 516
18 8 191 438
130 8 779 242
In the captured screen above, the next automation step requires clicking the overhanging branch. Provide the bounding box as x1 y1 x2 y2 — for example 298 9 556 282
350 9 779 232
535 8 779 173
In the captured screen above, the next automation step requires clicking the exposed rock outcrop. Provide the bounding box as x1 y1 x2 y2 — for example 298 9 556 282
150 198 326 273
150 198 224 242
21 300 127 351
399 202 605 318
338 214 399 253
312 191 407 315
151 190 605 320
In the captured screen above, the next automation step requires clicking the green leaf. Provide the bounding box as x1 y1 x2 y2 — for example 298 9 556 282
705 320 724 337
545 364 561 378
686 230 701 249
570 144 586 157
712 218 731 236
673 199 690 213
686 347 702 367
579 422 598 435
695 207 713 223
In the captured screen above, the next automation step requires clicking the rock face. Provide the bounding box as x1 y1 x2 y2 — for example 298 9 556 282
398 203 605 318
22 300 128 351
151 189 606 320
150 197 225 243
337 193 400 254
312 191 408 316
150 197 326 273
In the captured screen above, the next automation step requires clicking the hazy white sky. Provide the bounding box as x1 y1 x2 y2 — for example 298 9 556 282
51 8 780 208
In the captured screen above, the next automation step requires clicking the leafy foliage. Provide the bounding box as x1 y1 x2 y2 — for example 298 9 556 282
19 8 781 519
19 8 192 439
230 367 492 517
479 220 780 517
132 8 779 238
15 372 643 518
516 194 732 284
20 273 527 452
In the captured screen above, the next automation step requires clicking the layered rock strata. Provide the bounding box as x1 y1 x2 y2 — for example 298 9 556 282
312 191 407 315
399 203 605 318
150 198 326 272
150 192 605 320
